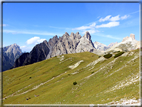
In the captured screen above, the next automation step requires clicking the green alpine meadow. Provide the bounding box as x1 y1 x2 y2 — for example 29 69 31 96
3 49 140 105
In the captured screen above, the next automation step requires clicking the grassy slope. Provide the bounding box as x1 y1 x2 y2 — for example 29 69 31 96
3 49 140 104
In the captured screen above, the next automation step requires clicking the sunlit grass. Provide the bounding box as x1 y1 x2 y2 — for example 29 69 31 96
3 49 140 104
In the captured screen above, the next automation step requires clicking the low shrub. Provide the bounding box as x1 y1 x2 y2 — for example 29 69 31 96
98 56 101 58
91 71 94 74
73 81 77 85
103 53 112 59
114 52 124 58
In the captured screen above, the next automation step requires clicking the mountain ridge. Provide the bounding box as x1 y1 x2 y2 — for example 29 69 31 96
106 34 140 52
13 32 140 69
2 43 22 71
13 40 50 68
14 31 99 68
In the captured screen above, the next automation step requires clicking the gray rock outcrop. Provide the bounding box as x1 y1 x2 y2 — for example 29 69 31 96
13 52 30 68
76 31 95 53
106 34 139 52
46 32 82 58
14 40 50 68
2 44 22 71
130 33 135 40
94 42 118 52
13 31 106 69
46 35 59 59
94 41 108 51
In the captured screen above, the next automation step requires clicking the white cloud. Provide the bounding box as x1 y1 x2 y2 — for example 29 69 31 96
96 22 119 28
121 15 129 20
109 15 120 21
73 22 97 34
90 22 96 27
73 22 96 30
99 14 129 22
3 29 62 36
99 15 111 22
73 26 90 30
26 37 46 45
20 37 46 52
20 45 33 52
37 39 46 43
20 45 26 48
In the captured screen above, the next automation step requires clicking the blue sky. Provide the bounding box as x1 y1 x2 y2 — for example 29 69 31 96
3 3 140 52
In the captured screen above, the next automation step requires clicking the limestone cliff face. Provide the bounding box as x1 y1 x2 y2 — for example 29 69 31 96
46 32 82 58
76 31 95 53
46 35 59 59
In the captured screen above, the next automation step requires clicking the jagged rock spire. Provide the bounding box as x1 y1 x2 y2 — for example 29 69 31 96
83 31 91 41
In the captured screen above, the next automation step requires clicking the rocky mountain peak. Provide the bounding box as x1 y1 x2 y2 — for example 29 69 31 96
14 40 50 67
93 41 108 51
49 35 58 42
75 32 81 39
130 33 135 40
76 32 79 35
43 40 48 44
122 36 129 42
94 41 106 45
52 35 58 40
122 34 136 42
76 31 96 53
70 32 75 39
71 32 74 35
2 44 22 71
11 43 18 46
64 32 69 36
6 43 22 55
108 42 118 47
9 43 20 50
107 33 139 52
83 31 91 41
48 35 58 46
62 32 69 40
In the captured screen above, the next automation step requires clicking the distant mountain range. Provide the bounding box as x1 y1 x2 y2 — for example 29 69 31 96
13 40 50 68
2 44 22 71
13 31 103 68
93 41 118 51
106 33 140 52
2 32 140 71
